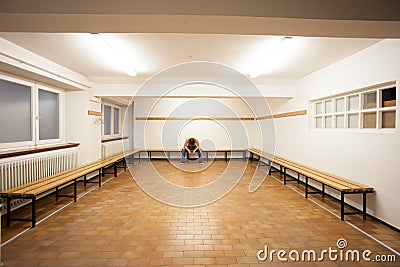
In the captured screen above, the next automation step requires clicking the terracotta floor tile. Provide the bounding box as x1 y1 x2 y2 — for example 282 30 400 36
194 257 216 264
1 161 399 266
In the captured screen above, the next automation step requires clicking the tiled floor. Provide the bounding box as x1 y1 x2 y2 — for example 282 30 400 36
1 160 399 266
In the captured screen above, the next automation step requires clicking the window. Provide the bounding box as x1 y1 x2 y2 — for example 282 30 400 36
335 115 345 128
348 114 359 129
39 88 59 140
312 82 396 131
0 79 32 144
381 87 396 129
113 107 120 135
348 95 359 111
335 97 345 112
363 91 376 109
362 112 376 128
0 75 64 149
315 102 323 115
102 103 121 137
325 116 333 128
325 100 333 113
103 105 112 136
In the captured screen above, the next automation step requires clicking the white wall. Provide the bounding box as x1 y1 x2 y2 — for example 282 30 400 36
65 91 102 165
265 39 400 228
132 94 268 152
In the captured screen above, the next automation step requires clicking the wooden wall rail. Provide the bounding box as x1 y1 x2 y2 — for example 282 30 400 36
136 110 307 121
257 110 307 120
136 117 255 121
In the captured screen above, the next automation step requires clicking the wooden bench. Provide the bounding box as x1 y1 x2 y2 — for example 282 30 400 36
248 148 374 221
0 149 140 228
144 149 247 162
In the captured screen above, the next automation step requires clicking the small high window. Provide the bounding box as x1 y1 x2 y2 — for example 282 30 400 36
312 82 396 131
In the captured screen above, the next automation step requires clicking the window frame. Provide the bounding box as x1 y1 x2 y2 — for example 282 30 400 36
311 82 396 132
0 74 65 150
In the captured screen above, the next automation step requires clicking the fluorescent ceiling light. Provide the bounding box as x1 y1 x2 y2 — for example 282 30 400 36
89 33 137 76
249 36 296 79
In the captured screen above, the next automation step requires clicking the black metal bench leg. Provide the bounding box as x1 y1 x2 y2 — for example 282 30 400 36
6 197 11 227
322 184 325 198
268 160 272 175
298 173 300 185
341 192 345 221
305 177 309 198
56 187 59 202
84 174 87 187
114 162 117 177
283 167 287 185
31 197 36 228
98 169 102 187
73 179 77 202
363 192 367 220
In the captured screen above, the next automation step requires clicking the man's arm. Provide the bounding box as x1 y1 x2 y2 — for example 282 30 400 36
184 138 190 152
193 138 200 152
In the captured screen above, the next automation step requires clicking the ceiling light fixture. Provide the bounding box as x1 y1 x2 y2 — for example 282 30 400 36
249 36 295 79
90 33 137 77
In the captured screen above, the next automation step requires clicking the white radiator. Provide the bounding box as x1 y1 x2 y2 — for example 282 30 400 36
0 147 78 212
102 140 124 158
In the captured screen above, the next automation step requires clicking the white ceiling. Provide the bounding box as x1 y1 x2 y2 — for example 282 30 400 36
0 32 381 82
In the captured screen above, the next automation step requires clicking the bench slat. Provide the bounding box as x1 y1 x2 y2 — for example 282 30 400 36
248 148 372 192
261 150 373 191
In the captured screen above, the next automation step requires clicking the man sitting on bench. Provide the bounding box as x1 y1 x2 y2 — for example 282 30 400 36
181 137 203 164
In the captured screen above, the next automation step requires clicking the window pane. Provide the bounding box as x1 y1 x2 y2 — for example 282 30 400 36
348 114 359 129
104 105 111 135
381 87 396 107
39 89 59 140
325 100 332 113
316 117 322 128
0 79 32 143
348 95 359 111
335 97 345 112
325 116 332 128
382 111 396 128
113 107 120 135
315 102 322 115
363 91 377 109
362 112 376 128
335 115 345 128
